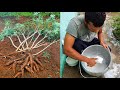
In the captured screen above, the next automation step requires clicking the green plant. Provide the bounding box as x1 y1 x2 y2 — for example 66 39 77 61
0 20 28 41
0 12 60 18
113 30 120 40
0 12 34 17
33 12 60 18
0 12 60 42
40 14 60 42
0 12 60 78
112 16 120 41
0 20 15 40
42 51 51 59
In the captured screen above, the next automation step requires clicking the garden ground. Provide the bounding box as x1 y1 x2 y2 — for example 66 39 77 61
0 16 60 78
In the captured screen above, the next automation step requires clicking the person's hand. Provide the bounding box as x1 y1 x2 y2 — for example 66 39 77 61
86 58 97 67
100 42 108 49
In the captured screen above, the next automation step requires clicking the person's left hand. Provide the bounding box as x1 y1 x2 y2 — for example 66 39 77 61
100 42 108 49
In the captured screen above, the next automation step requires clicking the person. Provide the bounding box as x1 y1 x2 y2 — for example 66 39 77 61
63 12 110 67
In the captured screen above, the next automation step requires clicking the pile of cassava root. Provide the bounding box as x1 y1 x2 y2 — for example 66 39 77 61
0 31 59 78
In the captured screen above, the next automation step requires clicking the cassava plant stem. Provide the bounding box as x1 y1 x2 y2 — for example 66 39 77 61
8 36 23 51
33 34 47 49
31 32 41 49
16 31 38 51
16 35 25 50
33 39 59 56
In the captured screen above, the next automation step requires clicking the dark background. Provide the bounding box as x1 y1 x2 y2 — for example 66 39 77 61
0 0 120 11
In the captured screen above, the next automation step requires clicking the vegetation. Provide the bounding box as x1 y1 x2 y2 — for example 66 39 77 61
42 51 51 60
0 12 60 18
112 16 120 41
0 12 60 78
0 12 60 42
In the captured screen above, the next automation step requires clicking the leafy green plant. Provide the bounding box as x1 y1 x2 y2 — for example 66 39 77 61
0 12 60 42
0 12 60 18
0 20 31 41
0 19 15 40
40 14 60 42
0 12 33 17
0 12 60 78
112 16 120 41
42 51 51 59
41 12 60 18
113 30 120 40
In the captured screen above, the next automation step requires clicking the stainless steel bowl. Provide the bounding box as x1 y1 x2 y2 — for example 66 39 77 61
80 45 112 77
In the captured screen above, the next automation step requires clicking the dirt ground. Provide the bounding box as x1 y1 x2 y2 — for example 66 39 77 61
0 17 60 78
63 63 95 78
0 36 60 78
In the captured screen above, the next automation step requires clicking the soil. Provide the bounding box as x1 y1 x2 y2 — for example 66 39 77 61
0 36 60 78
0 16 60 78
63 62 96 78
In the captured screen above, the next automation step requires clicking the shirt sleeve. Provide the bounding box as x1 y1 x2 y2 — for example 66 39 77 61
66 18 78 38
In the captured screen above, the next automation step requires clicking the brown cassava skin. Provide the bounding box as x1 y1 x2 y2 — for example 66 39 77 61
21 56 30 69
14 72 22 78
5 53 43 78
29 53 34 73
17 60 24 65
21 68 24 77
25 66 34 73
4 51 45 78
33 60 39 72
13 61 17 74
35 58 43 68
5 60 14 66
33 66 38 73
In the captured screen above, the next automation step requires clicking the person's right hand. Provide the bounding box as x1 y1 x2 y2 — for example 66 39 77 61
86 58 97 67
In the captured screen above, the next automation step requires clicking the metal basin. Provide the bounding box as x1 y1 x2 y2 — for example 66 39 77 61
80 45 112 77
